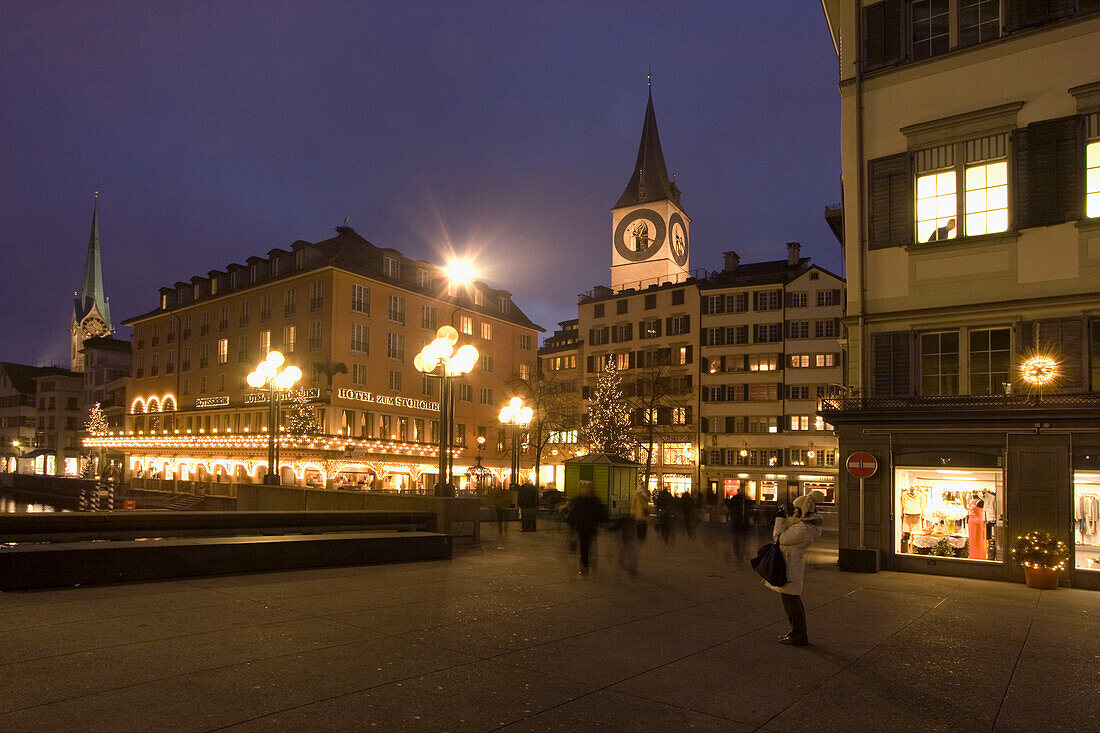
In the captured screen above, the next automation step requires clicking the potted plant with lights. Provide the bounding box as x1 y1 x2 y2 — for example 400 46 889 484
1012 531 1068 589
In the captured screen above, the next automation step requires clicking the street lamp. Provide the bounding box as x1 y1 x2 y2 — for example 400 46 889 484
498 396 533 488
414 325 479 496
247 350 302 485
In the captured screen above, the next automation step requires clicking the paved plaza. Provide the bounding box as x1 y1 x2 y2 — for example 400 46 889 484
1 523 1098 732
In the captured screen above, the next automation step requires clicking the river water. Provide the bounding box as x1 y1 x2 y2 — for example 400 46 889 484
0 490 66 513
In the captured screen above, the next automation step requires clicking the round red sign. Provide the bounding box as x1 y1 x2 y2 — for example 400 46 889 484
846 452 878 479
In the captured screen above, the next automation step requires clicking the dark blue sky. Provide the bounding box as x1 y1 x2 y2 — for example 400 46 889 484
0 1 839 365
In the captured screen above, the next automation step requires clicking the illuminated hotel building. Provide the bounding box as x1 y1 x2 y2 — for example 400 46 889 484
93 226 542 489
821 1 1100 587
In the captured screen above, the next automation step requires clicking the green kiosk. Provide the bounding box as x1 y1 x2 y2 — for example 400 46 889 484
562 453 639 519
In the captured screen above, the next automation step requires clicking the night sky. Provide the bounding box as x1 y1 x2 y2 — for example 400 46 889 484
0 1 839 365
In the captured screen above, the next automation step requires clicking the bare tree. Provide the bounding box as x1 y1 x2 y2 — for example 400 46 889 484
509 365 581 489
626 362 693 492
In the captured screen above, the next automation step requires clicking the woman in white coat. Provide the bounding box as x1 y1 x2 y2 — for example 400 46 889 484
765 491 824 646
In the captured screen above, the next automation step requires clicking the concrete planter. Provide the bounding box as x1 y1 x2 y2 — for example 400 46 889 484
1023 565 1060 589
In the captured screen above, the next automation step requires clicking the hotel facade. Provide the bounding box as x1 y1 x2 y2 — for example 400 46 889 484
89 226 542 490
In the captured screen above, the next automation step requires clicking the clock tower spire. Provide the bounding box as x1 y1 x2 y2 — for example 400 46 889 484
610 85 690 292
70 192 114 371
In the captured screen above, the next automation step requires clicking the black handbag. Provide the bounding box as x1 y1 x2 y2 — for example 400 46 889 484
751 536 787 586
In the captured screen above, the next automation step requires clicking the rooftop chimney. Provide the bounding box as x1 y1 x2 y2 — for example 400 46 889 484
786 241 801 266
723 251 740 272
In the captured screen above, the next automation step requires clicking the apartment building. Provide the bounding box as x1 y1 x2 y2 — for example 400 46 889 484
700 245 845 506
821 1 1100 587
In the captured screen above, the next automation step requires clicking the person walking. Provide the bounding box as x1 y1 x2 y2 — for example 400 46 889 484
681 490 697 539
619 485 651 573
489 485 510 536
632 486 651 544
654 486 674 544
765 491 824 646
725 488 752 563
517 482 539 532
568 480 606 575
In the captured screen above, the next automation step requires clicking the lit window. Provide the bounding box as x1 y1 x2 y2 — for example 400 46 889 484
916 170 957 243
964 161 1008 236
260 330 271 356
480 322 493 340
283 326 295 353
459 315 473 335
217 339 228 364
1087 141 1100 219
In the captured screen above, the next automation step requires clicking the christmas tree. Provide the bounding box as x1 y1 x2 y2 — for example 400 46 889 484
86 402 108 436
286 388 317 435
582 357 634 456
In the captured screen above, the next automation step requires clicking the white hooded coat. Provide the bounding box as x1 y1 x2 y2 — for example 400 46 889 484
764 515 822 596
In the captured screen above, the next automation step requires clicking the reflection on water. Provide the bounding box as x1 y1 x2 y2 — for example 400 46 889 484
0 491 62 513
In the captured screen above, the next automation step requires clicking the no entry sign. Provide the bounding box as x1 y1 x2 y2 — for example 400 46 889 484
846 452 878 479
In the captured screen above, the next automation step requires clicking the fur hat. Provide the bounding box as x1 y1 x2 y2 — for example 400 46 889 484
792 490 825 515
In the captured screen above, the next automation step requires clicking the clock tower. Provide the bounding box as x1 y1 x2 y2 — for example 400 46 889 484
611 87 690 292
70 195 114 372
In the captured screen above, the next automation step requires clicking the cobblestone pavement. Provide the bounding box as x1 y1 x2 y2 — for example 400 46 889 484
1 522 1097 732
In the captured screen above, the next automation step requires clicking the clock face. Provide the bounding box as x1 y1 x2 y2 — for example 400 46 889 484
82 315 108 337
613 209 666 261
668 213 689 267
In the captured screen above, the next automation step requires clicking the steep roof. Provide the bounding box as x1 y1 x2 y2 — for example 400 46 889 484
74 198 112 329
614 90 683 210
0 362 76 394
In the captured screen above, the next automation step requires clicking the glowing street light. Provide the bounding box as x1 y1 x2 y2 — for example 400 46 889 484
247 350 302 484
414 325 479 496
498 396 533 487
444 259 476 287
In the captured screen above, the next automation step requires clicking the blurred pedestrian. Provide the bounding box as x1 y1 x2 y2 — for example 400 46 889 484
765 491 824 646
489 485 510 535
568 480 606 575
517 482 539 532
619 486 650 574
681 490 697 539
725 488 752 562
654 486 674 544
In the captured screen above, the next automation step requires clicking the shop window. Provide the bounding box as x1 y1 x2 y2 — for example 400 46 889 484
1074 471 1100 572
919 331 959 396
895 467 1004 562
968 327 1010 395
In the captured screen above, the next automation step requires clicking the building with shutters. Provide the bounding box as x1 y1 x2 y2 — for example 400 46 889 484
87 225 542 491
820 1 1100 587
699 246 845 508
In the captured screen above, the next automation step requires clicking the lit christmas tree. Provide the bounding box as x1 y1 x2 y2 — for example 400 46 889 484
286 388 317 435
85 402 108 436
582 357 634 456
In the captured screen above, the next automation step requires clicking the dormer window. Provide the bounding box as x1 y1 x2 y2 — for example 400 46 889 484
294 249 303 270
249 264 258 282
271 258 280 277
473 289 484 306
384 256 401 279
210 279 218 295
193 283 200 299
499 296 508 313
161 294 168 309
230 271 239 288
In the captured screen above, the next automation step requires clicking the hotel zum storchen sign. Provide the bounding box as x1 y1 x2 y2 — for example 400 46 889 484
337 388 439 413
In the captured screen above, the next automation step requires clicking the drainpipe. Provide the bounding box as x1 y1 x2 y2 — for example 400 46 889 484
854 0 868 394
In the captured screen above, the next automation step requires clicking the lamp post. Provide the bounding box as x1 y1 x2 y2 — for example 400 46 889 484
475 435 486 493
414 325 479 497
247 350 302 485
498 396 533 488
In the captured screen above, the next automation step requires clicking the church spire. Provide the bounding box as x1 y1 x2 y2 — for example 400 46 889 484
614 85 681 210
74 193 112 332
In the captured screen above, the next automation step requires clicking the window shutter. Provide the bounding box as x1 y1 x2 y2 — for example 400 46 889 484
586 356 594 373
832 289 842 304
685 406 693 423
871 330 913 397
868 153 913 249
628 351 636 369
700 417 709 433
1004 0 1077 32
664 316 673 335
685 346 693 363
1013 116 1083 229
588 329 595 343
1037 317 1087 391
1014 320 1036 391
862 0 906 71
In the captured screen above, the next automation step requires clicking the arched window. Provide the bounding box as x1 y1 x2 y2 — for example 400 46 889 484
146 397 160 413
131 398 145 414
162 396 176 412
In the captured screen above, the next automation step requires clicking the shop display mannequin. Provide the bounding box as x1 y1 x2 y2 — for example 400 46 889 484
967 493 986 560
900 487 925 552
